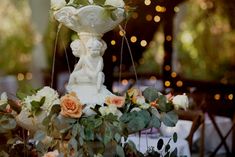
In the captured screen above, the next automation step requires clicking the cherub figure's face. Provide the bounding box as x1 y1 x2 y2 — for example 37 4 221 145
70 40 84 57
86 38 103 57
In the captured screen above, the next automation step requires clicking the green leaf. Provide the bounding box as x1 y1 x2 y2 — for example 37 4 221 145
73 0 89 6
0 103 7 111
143 87 159 102
103 126 112 145
116 145 125 157
68 137 78 154
0 115 16 133
114 133 121 142
148 114 161 128
34 130 46 141
94 0 106 5
16 91 27 100
84 128 94 140
72 123 78 137
173 132 178 143
161 111 178 127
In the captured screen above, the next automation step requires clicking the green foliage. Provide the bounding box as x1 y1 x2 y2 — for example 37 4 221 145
143 87 160 102
0 114 16 133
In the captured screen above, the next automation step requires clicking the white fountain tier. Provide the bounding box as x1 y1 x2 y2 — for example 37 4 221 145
53 5 125 105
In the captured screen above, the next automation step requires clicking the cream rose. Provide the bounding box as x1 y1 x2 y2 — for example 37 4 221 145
99 105 122 118
105 96 125 108
172 93 189 110
104 0 125 8
60 92 83 118
51 0 66 11
43 150 59 157
0 92 7 106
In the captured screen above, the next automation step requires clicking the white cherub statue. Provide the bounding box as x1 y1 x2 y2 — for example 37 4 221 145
68 37 106 92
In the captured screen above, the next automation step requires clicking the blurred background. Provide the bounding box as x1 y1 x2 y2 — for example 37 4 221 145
0 0 235 156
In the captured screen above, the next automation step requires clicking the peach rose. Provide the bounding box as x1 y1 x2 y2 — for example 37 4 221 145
60 92 83 118
105 96 125 108
43 150 59 157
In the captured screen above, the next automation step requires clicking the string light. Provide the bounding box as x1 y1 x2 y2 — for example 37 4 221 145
214 94 220 100
144 0 151 6
112 55 117 62
122 79 128 86
164 65 171 71
130 36 137 43
140 40 147 47
176 80 183 87
119 30 125 36
174 7 180 12
111 40 116 45
146 14 153 21
165 81 171 87
26 72 33 80
17 73 24 81
166 35 172 41
171 72 177 78
132 12 138 19
149 76 157 81
154 16 161 23
155 5 166 12
228 94 233 100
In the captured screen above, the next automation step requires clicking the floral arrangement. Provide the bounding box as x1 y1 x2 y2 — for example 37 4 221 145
0 86 188 157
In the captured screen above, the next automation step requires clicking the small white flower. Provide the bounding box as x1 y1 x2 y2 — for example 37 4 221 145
139 103 150 109
172 93 189 110
0 92 8 106
51 0 67 11
135 96 145 105
104 0 125 8
130 107 141 112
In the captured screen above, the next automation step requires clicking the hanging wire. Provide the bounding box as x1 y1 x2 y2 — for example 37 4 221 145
119 25 139 87
62 39 71 74
50 23 62 88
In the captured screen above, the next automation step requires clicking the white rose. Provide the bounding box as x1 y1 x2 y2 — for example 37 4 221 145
99 105 122 118
37 86 60 111
172 93 189 110
0 92 8 106
51 0 66 11
104 0 125 8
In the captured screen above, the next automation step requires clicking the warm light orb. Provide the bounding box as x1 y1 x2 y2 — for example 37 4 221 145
26 72 33 80
164 65 171 71
112 55 117 62
132 12 138 19
17 73 24 81
165 81 171 87
119 30 125 36
174 6 180 12
130 36 137 43
149 76 157 81
166 35 172 41
214 94 220 100
122 79 129 86
111 40 116 45
140 40 147 47
155 5 166 12
176 80 183 87
146 14 153 21
171 72 177 78
154 16 161 23
144 0 151 6
228 94 233 100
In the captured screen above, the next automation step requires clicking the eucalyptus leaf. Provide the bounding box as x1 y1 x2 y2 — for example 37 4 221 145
0 103 7 111
148 114 161 128
34 130 46 141
143 87 159 102
161 111 178 127
0 115 16 133
94 0 105 5
72 123 78 137
103 126 113 145
116 145 125 157
84 128 94 140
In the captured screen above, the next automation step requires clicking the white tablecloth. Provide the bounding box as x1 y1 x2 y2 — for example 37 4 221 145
128 133 191 156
